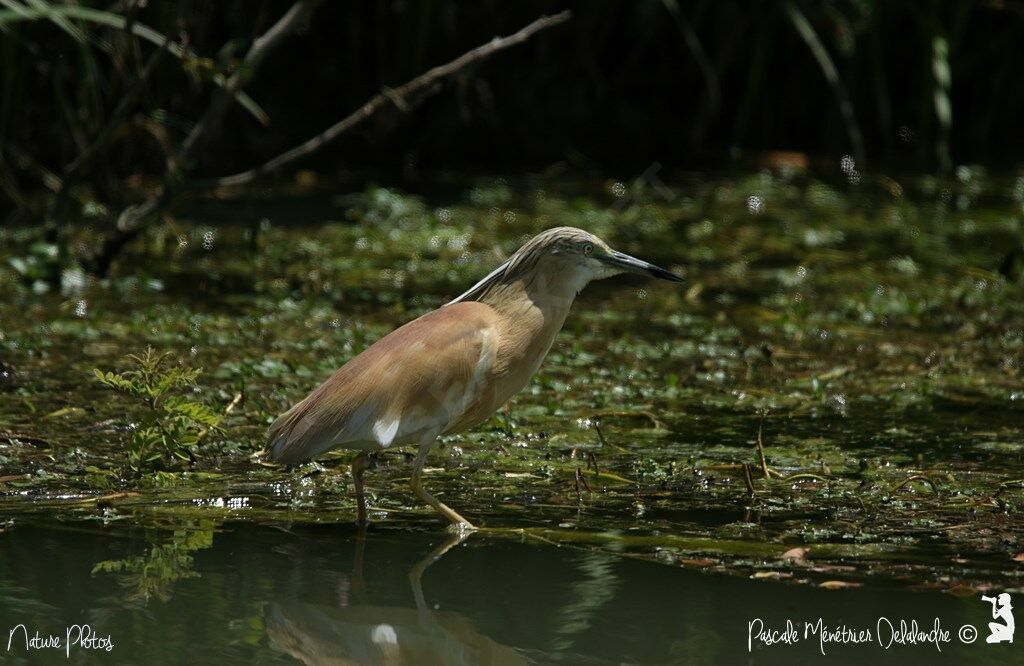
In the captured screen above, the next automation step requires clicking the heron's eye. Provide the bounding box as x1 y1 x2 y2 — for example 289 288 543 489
583 244 593 255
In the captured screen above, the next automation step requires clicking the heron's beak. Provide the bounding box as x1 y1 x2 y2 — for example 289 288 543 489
598 250 684 282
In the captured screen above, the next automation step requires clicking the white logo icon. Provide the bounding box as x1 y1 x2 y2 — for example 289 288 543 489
982 593 1014 644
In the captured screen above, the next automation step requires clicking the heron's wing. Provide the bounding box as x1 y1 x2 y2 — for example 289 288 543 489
267 302 499 464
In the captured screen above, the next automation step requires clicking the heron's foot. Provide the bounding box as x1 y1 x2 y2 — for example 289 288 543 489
430 498 475 531
410 469 474 529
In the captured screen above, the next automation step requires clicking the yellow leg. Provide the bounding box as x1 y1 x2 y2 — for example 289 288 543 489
351 452 370 525
409 531 472 613
411 435 475 529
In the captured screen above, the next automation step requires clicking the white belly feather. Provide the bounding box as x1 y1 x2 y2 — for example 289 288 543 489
365 328 496 450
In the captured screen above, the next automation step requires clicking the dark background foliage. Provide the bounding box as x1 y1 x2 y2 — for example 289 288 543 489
3 0 1023 202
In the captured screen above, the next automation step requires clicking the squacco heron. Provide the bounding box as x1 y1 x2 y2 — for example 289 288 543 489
267 227 682 528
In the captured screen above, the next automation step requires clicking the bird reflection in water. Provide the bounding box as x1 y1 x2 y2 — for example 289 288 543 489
264 531 528 665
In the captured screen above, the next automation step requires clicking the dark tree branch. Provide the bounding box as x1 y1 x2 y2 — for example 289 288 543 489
198 10 572 189
84 0 321 275
175 0 322 166
87 8 571 276
86 8 570 276
47 33 172 226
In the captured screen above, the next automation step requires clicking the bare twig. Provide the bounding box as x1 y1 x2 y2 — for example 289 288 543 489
196 390 245 446
742 462 757 497
783 473 830 483
46 31 172 235
592 420 630 454
751 422 783 480
175 0 321 166
783 1 865 164
69 491 141 506
85 0 320 274
756 423 771 480
88 9 571 276
889 474 939 494
574 467 592 500
200 10 571 189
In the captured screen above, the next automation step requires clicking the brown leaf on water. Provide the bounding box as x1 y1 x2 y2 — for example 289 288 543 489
819 580 862 590
1011 552 1024 563
780 547 808 563
946 583 984 598
679 558 718 567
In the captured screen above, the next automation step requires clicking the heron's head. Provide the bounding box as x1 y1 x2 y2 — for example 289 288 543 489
534 227 683 284
449 227 682 305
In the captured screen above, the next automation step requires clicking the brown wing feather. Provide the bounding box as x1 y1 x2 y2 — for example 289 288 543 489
267 302 499 464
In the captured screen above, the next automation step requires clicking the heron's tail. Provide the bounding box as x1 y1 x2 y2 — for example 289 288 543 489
266 401 307 465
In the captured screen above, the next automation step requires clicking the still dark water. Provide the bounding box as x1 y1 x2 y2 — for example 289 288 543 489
0 520 1014 665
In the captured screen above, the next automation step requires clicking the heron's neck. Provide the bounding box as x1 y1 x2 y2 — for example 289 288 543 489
475 270 583 393
481 266 584 325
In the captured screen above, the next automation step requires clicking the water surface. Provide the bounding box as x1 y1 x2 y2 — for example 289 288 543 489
1 170 1023 663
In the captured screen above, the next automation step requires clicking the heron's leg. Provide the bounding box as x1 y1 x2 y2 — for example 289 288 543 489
351 452 371 525
410 434 475 528
350 524 367 601
409 531 472 614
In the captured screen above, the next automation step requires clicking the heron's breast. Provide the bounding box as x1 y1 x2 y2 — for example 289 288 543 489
445 303 567 433
373 327 500 443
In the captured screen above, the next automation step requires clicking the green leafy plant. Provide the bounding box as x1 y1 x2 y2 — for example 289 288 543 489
94 348 222 475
